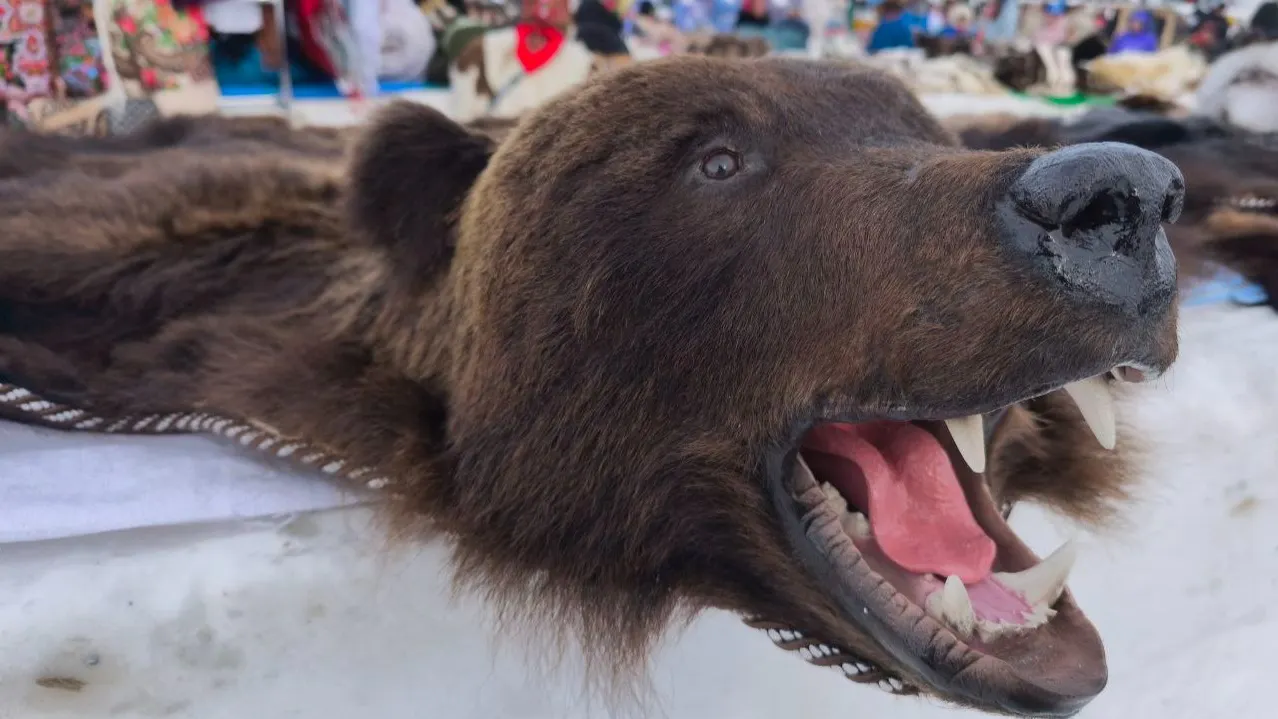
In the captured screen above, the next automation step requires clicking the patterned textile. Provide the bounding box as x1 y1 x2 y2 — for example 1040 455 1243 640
1 0 113 129
2 0 218 134
108 0 211 95
0 0 56 124
107 0 218 118
54 0 105 96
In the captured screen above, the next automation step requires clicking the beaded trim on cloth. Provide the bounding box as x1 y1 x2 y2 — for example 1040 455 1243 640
0 381 391 491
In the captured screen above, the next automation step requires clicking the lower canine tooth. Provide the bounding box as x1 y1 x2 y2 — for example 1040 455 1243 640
939 575 977 637
1063 376 1117 449
992 539 1077 608
943 414 986 473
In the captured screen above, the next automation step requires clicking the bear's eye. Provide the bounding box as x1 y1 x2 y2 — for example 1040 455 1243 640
701 150 741 180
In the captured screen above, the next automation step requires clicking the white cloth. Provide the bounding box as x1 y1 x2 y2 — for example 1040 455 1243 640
349 0 384 93
378 0 436 81
1194 41 1278 133
203 0 267 35
0 420 355 544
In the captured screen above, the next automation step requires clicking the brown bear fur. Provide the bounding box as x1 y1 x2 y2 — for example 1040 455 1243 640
0 58 1169 710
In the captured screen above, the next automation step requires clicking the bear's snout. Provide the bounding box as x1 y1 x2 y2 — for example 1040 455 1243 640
996 142 1184 318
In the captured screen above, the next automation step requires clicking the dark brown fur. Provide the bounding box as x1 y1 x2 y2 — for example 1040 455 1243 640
916 33 973 59
0 58 1145 704
0 114 347 181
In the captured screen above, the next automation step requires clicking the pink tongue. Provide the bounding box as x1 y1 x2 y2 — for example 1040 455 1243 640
805 423 996 583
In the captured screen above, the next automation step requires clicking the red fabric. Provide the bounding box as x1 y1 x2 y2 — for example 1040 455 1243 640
515 22 564 73
294 0 337 79
292 0 366 97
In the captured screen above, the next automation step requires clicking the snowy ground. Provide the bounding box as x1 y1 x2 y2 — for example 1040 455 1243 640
2 303 1276 719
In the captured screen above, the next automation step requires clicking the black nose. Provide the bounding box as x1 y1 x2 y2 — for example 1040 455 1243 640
997 142 1183 317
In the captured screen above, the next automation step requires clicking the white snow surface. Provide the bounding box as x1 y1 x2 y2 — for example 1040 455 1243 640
1 303 1275 718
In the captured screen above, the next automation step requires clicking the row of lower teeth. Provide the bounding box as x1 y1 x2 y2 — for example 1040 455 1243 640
815 472 1078 642
925 541 1076 642
1225 196 1277 210
941 366 1150 474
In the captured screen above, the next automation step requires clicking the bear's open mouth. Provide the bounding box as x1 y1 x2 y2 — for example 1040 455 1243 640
756 368 1143 717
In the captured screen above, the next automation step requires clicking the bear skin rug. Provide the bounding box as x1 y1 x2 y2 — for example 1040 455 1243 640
0 57 1199 716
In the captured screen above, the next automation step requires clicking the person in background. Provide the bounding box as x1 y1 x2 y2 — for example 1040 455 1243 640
867 0 920 52
1033 0 1076 95
1033 0 1072 47
1108 9 1160 54
709 0 743 33
1189 2 1230 58
974 0 1020 53
907 1 930 33
1244 1 1278 43
577 0 625 35
737 0 769 28
631 0 684 54
925 0 948 35
672 0 710 33
576 0 632 66
770 0 813 49
941 2 973 38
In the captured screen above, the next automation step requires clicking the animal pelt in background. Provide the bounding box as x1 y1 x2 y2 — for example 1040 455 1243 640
915 33 973 59
865 49 1010 95
1082 44 1209 102
0 111 520 182
990 44 1073 96
1193 41 1278 133
684 34 772 59
449 26 596 122
952 107 1278 310
990 33 1194 98
0 114 349 181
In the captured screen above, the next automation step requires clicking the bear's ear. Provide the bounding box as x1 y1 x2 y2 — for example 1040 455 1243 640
348 101 495 283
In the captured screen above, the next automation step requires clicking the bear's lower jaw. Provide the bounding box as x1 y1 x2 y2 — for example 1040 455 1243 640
755 407 1116 718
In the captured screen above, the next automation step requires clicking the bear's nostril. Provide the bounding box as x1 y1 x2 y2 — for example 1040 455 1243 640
1057 187 1139 246
1161 179 1185 224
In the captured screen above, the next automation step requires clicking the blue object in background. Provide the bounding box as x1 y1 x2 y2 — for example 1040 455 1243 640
673 0 709 32
711 0 743 33
735 19 810 51
867 12 923 53
1181 267 1269 308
